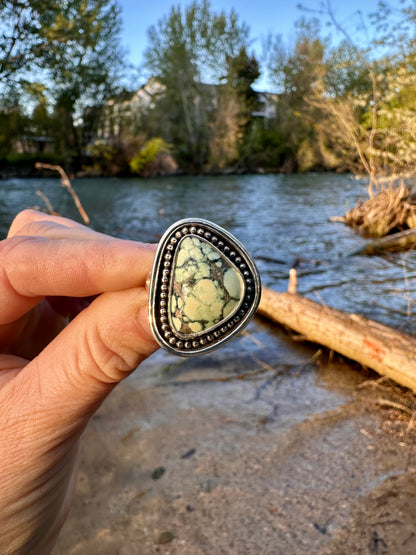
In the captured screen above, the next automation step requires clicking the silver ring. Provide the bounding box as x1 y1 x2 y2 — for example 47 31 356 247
149 218 261 356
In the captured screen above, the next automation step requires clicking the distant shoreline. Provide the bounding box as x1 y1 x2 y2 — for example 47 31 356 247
0 159 339 180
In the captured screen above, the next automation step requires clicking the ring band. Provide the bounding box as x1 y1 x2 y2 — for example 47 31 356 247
149 218 261 356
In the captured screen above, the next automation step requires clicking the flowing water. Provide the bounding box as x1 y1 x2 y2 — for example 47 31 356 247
1 172 416 333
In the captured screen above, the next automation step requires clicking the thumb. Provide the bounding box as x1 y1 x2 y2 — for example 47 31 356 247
14 287 158 433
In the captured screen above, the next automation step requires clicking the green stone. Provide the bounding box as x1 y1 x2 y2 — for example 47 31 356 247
169 236 244 336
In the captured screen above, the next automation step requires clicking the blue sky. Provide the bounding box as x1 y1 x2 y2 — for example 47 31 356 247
118 0 382 88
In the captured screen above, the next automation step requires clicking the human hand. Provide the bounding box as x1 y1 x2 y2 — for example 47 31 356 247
0 210 159 554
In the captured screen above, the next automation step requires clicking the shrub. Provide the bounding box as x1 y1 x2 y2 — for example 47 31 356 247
129 138 173 175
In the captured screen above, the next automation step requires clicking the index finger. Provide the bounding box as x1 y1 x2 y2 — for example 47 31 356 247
7 208 89 238
1 211 155 324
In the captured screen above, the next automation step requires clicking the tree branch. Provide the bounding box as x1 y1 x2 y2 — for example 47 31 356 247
35 163 90 224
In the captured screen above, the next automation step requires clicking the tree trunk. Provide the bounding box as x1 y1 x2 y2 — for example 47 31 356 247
258 287 416 393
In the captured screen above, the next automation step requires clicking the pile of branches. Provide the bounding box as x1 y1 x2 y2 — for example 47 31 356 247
343 182 416 237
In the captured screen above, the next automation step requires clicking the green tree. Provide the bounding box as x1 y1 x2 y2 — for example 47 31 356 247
1 0 124 97
266 18 328 171
209 48 260 169
301 1 416 189
0 1 50 84
0 0 125 165
308 42 380 182
24 83 54 141
0 91 26 159
144 0 251 171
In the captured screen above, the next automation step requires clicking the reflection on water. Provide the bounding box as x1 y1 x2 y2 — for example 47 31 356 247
1 173 416 333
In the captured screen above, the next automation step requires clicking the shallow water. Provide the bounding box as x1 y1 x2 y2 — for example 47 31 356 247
2 172 416 333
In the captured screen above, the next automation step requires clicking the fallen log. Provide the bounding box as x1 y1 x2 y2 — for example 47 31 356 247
350 227 416 255
258 286 416 393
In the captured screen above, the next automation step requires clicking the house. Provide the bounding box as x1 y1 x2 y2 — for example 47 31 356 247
13 135 54 154
94 77 166 142
252 92 279 126
87 77 279 145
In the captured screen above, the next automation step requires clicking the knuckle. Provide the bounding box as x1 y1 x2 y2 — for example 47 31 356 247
8 209 41 237
0 235 40 290
82 320 134 384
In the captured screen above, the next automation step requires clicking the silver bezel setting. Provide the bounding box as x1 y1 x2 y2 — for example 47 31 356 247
149 218 261 356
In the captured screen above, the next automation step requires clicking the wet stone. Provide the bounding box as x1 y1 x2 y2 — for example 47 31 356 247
156 531 174 545
151 466 166 480
169 236 244 336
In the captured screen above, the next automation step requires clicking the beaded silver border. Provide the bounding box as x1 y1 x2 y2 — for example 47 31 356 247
149 218 261 356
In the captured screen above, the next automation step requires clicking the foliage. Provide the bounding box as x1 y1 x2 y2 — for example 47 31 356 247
0 0 125 168
129 138 173 175
4 152 61 164
82 135 146 176
0 96 26 158
243 124 288 171
145 0 249 85
84 139 117 175
0 1 49 83
298 1 416 191
265 18 328 171
0 0 124 99
6 1 416 178
209 48 260 169
144 0 251 170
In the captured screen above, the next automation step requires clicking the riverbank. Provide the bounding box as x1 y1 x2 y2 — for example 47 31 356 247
0 155 332 180
53 317 416 554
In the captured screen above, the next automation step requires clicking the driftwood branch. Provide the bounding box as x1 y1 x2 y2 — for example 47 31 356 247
331 183 416 238
287 268 298 294
35 190 59 215
258 286 416 394
350 228 416 255
35 163 90 224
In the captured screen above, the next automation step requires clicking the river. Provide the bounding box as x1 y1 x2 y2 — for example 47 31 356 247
1 172 415 334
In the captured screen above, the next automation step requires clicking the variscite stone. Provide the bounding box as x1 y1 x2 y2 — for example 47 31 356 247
170 236 244 335
149 218 261 356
